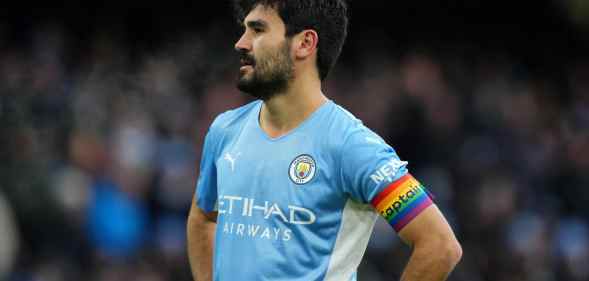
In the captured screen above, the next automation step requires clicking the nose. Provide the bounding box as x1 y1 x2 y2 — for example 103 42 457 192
234 32 251 53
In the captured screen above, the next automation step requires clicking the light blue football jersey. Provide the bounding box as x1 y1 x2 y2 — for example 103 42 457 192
195 99 432 281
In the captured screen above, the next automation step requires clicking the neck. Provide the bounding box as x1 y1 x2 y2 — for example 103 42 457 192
259 73 327 138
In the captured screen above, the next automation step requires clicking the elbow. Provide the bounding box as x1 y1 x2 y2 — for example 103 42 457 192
418 235 462 270
442 238 462 269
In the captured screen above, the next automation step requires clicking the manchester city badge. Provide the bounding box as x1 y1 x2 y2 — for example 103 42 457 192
289 154 316 185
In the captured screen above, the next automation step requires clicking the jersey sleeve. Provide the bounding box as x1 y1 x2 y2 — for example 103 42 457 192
195 121 222 213
340 126 434 232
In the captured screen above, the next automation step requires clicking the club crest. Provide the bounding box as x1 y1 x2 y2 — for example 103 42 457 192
289 154 316 185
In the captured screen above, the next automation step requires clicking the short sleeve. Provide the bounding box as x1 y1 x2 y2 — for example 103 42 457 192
340 126 434 232
195 125 220 213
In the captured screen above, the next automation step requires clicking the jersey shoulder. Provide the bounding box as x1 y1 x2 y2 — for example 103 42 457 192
210 100 261 132
206 100 260 151
326 103 386 148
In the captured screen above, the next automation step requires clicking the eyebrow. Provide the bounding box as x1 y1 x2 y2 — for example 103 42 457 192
245 19 268 30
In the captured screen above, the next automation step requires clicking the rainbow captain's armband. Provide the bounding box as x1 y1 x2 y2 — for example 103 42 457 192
371 173 434 232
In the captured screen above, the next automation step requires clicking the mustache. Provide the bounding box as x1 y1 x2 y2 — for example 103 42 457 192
238 51 256 66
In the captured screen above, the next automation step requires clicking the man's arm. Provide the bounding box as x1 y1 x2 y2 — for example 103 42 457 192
187 196 217 281
397 204 462 281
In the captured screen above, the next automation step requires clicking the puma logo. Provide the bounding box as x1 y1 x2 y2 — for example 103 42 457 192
224 152 241 172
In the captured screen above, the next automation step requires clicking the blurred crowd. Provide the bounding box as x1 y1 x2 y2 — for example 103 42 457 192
1 20 589 281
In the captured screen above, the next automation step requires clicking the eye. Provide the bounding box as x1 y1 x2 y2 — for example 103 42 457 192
253 27 264 33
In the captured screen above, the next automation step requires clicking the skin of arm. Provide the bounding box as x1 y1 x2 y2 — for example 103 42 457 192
397 204 462 281
187 197 217 281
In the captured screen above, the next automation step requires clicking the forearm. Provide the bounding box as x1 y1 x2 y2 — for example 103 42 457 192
187 212 216 281
400 239 462 281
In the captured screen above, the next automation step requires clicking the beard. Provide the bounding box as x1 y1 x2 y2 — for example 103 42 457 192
236 39 294 101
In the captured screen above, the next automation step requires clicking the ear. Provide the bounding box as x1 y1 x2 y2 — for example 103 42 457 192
293 30 318 59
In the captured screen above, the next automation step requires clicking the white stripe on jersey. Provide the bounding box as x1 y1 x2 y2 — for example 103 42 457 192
323 199 378 281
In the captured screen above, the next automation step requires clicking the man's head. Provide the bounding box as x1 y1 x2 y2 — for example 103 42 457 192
233 0 348 100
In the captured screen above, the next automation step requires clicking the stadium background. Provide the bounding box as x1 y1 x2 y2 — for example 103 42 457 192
1 0 589 280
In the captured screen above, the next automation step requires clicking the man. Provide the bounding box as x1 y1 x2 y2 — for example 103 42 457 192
187 1 462 280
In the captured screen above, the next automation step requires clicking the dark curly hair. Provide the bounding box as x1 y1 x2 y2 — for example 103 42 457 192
234 0 348 81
